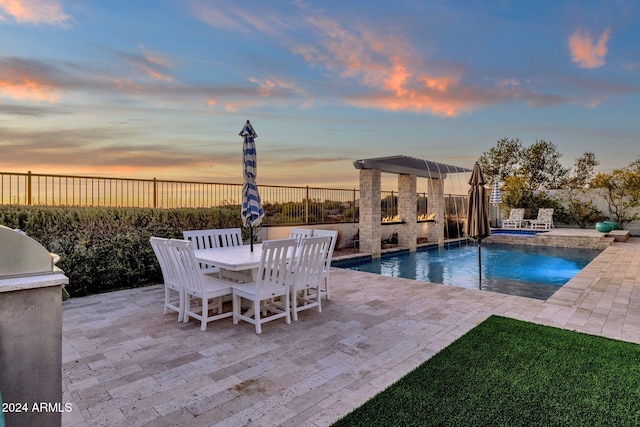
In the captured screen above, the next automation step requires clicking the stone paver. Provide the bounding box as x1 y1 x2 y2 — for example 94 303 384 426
62 237 640 426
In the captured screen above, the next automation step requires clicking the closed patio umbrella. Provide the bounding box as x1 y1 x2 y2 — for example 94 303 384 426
466 162 491 289
240 120 264 252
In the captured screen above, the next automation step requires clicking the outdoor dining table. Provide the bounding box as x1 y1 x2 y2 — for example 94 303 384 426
192 242 296 319
193 243 265 280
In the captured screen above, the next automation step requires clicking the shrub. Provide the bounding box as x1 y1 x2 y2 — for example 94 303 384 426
0 205 243 297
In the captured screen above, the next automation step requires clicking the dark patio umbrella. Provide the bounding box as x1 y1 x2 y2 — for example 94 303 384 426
466 162 491 289
240 120 264 252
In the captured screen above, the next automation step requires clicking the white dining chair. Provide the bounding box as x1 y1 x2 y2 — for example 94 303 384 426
312 229 337 300
231 238 297 334
289 228 313 246
289 236 330 321
150 237 185 322
182 229 220 275
167 239 233 331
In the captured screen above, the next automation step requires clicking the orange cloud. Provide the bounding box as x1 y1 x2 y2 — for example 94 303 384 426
0 79 58 101
344 90 473 117
248 76 302 97
0 64 59 101
297 15 470 116
140 50 174 82
0 0 70 25
569 28 610 68
115 48 175 82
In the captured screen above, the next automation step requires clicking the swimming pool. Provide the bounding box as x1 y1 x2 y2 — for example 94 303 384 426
338 242 601 300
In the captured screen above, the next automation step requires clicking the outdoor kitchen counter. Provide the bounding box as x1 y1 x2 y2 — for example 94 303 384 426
0 272 68 427
0 271 68 293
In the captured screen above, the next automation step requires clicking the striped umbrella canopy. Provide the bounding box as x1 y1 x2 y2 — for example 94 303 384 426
240 120 264 251
466 162 491 289
490 177 502 206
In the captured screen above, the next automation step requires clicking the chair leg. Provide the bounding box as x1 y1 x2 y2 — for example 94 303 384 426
183 292 190 323
291 289 299 321
284 293 291 325
254 300 261 334
178 289 186 323
324 277 330 300
232 294 239 325
201 297 208 331
317 286 322 313
164 287 170 315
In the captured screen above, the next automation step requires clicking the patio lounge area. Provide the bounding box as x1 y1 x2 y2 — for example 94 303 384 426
62 237 640 426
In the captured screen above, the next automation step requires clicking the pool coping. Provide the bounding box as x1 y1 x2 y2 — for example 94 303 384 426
332 238 600 300
334 229 618 263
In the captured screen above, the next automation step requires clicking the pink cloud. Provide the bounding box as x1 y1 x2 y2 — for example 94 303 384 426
296 15 474 116
136 49 174 82
0 59 60 101
0 77 59 101
0 0 70 25
569 28 610 68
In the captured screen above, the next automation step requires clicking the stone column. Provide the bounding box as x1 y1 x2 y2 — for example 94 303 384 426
426 177 445 246
397 174 417 251
359 169 381 258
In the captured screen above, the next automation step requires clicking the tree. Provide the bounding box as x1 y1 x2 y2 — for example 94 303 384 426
520 140 569 190
477 137 523 180
590 158 640 229
565 152 599 189
479 138 593 224
478 138 570 189
562 191 606 228
557 152 603 228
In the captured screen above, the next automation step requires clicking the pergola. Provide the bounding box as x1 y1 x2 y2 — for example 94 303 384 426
353 155 471 258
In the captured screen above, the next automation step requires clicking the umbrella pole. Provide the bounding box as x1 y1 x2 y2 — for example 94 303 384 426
478 238 482 290
250 225 254 252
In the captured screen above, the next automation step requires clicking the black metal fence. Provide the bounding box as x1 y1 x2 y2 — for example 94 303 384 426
1 171 467 226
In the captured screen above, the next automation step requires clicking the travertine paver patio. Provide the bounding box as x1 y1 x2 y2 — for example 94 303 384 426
62 237 640 427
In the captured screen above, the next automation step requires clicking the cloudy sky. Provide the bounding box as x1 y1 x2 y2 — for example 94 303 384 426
1 0 638 188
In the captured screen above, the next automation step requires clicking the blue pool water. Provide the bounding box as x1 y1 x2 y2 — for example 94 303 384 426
338 243 601 300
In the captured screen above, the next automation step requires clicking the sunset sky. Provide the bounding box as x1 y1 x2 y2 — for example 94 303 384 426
1 0 639 189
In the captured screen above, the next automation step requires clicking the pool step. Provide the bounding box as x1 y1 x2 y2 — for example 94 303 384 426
605 230 629 242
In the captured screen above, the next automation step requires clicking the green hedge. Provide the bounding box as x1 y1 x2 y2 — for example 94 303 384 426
0 205 244 297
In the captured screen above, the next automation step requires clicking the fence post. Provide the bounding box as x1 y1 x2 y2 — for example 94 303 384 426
353 188 357 223
305 186 309 225
27 171 32 205
391 190 395 217
153 178 157 208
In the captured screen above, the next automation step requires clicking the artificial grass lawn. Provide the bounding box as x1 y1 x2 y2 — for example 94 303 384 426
332 316 640 426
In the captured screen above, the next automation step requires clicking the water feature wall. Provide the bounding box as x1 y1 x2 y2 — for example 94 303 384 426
355 156 471 258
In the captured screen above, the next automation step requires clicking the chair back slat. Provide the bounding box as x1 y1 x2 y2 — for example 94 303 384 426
167 239 206 293
289 228 313 246
151 237 181 287
215 228 243 247
150 237 170 281
312 229 337 270
183 229 219 273
255 238 297 298
183 230 219 249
